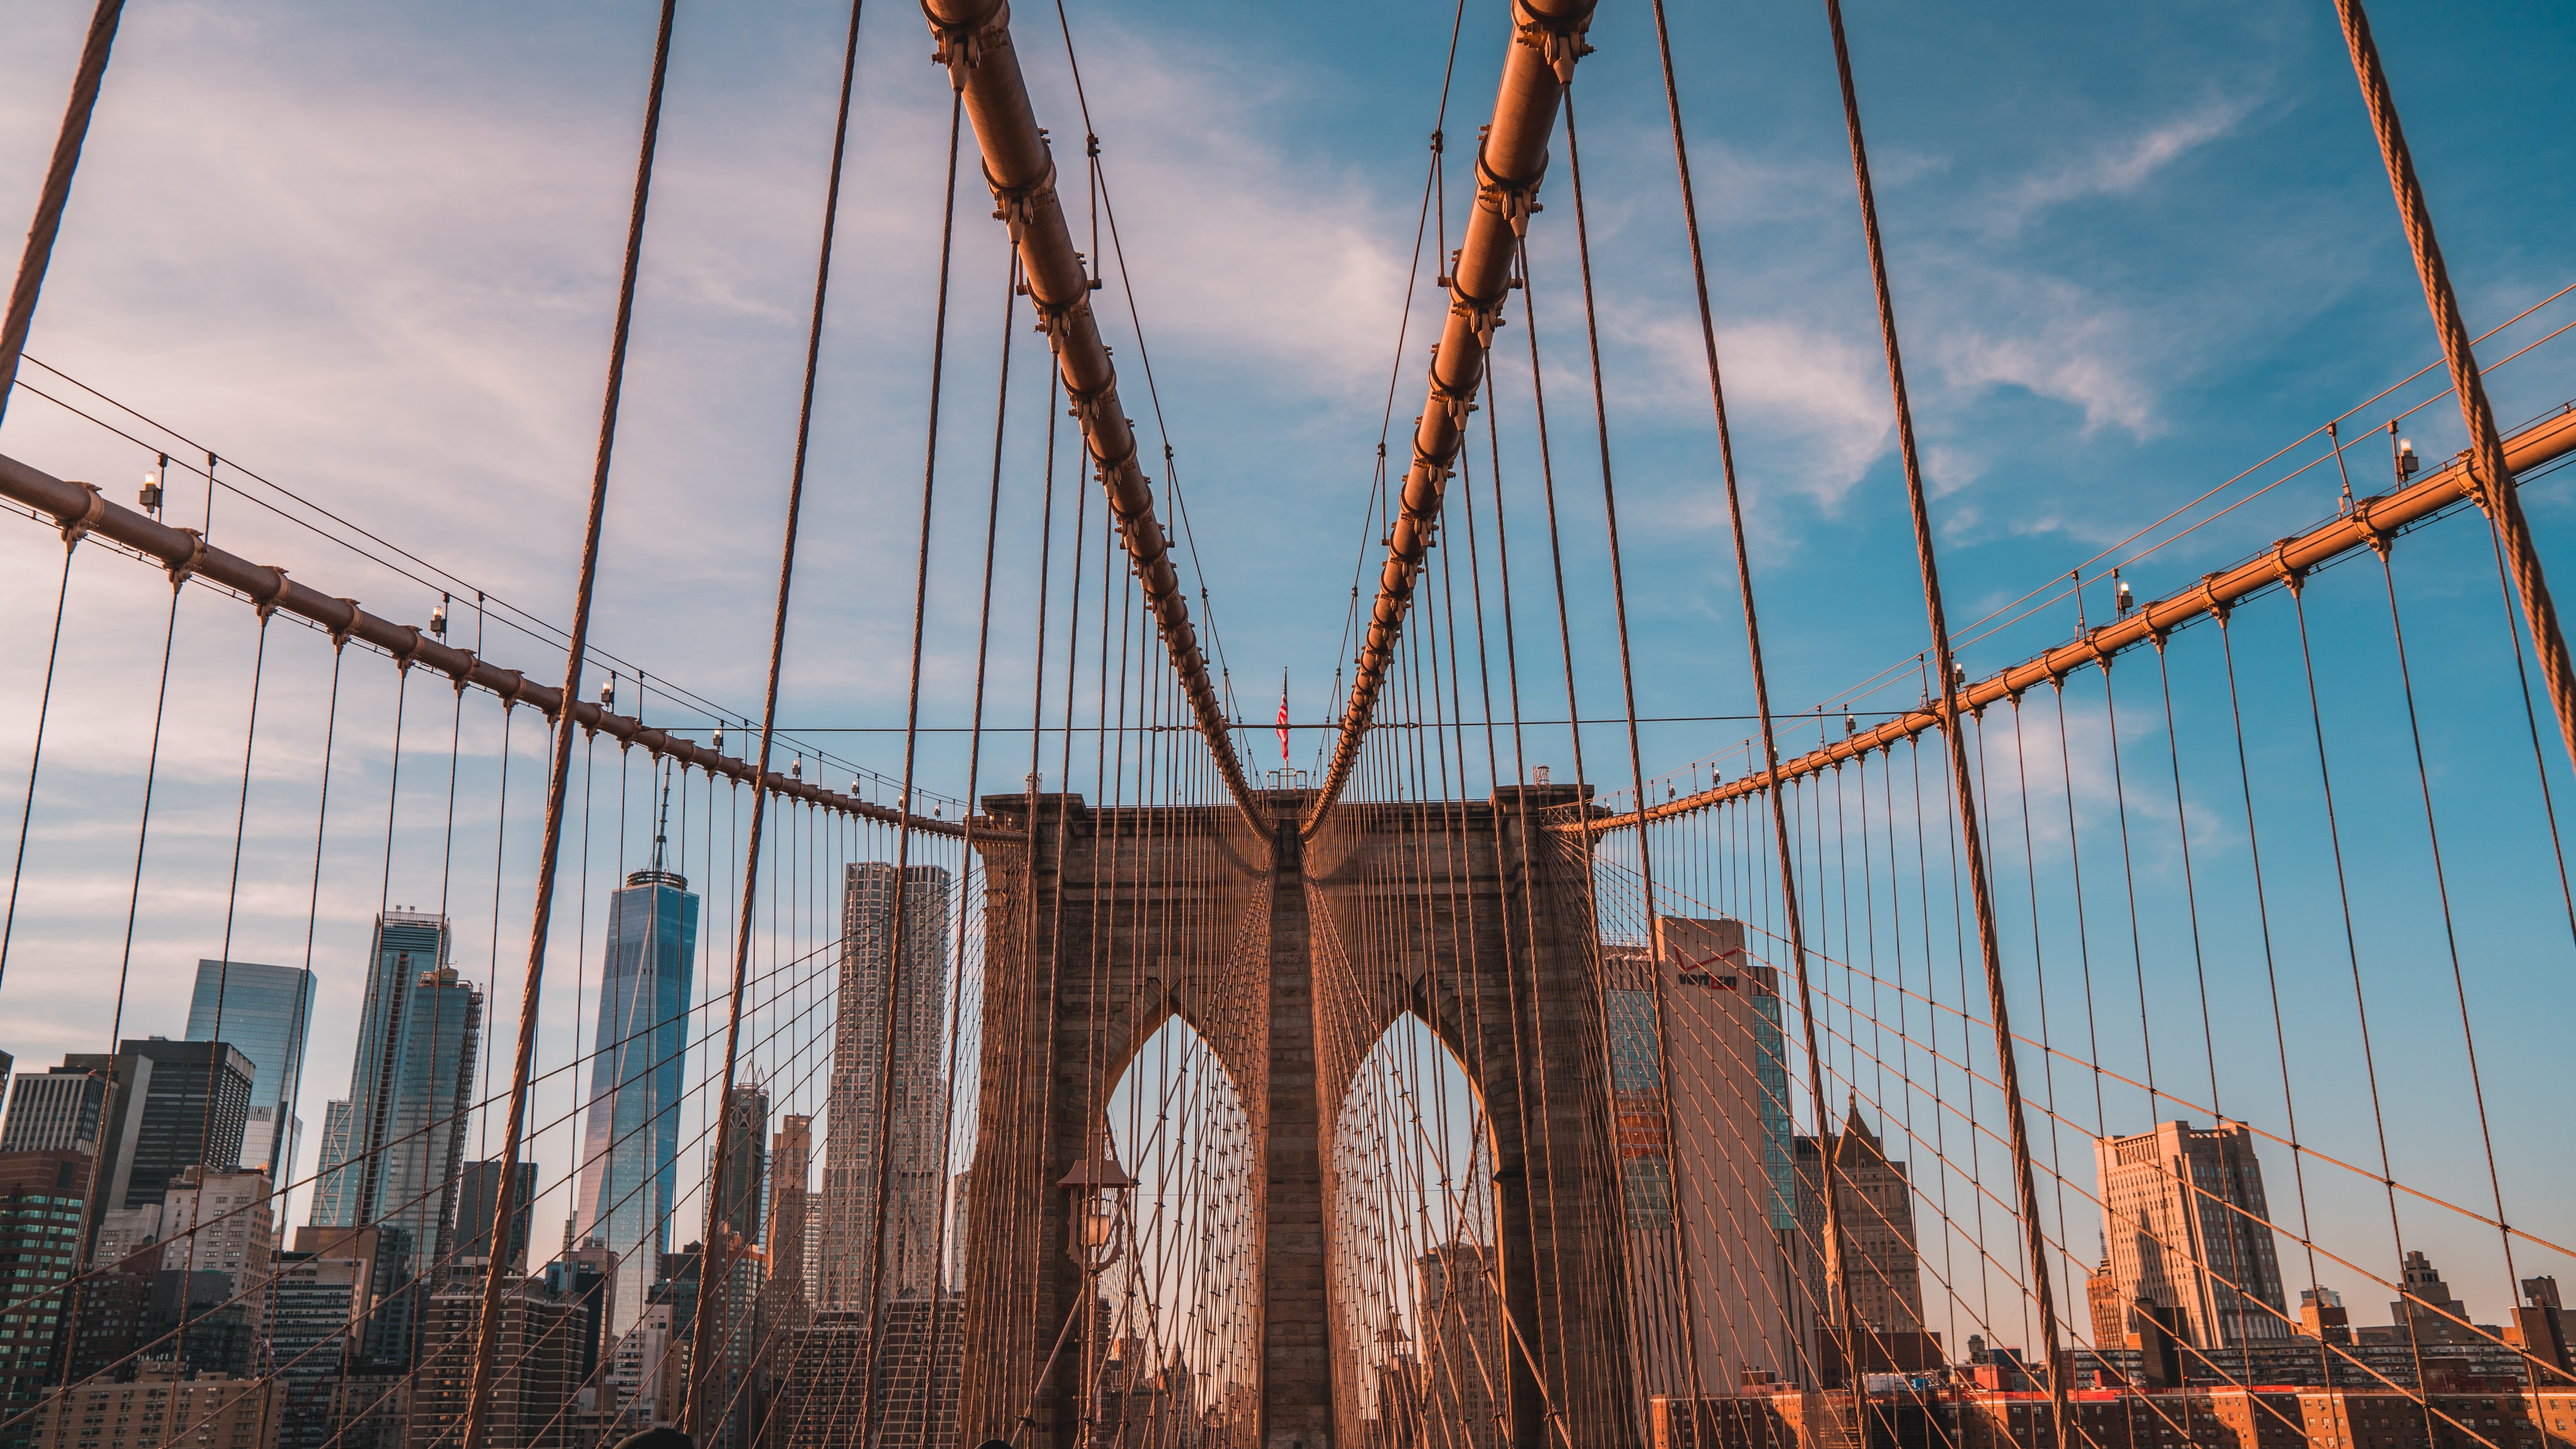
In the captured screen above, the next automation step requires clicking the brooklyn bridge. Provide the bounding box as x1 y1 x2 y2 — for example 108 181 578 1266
0 3 2572 1449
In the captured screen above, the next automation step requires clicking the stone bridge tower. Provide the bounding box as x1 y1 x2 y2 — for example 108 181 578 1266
955 784 1639 1449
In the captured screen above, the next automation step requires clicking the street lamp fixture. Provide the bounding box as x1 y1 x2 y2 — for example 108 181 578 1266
1058 1146 1137 1271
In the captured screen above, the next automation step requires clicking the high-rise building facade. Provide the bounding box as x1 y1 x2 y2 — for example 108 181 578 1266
1614 916 1807 1397
821 862 950 1310
156 1165 277 1289
0 1068 106 1155
767 1114 813 1313
455 1160 539 1276
1794 1102 1930 1357
58 1040 253 1224
184 960 315 1183
408 1278 575 1449
1416 1240 1505 1449
714 1084 768 1245
270 1248 369 1449
0 1150 90 1448
2096 1118 2291 1350
310 1101 356 1227
311 913 483 1333
574 870 700 1340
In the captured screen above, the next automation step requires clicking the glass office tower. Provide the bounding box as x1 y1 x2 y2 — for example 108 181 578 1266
186 960 316 1183
311 915 482 1288
574 869 700 1337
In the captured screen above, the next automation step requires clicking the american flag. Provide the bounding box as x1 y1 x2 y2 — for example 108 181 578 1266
1277 685 1291 766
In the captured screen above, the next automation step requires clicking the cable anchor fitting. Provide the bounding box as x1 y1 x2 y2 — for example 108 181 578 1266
1474 140 1549 237
1511 0 1597 84
2196 573 2232 628
167 529 209 591
981 153 1057 245
2349 493 2394 557
2269 538 2309 596
253 565 291 622
924 0 1011 90
57 481 104 550
328 597 362 650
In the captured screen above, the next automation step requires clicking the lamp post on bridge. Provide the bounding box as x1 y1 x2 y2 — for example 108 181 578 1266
1060 1148 1135 1448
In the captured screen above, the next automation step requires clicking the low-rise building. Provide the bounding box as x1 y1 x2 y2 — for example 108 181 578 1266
24 1363 282 1449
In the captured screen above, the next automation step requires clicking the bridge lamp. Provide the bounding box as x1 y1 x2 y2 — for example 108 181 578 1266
1060 1148 1137 1272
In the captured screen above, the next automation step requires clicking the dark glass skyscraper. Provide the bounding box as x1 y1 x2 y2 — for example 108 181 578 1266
311 913 482 1295
185 958 316 1182
455 1158 539 1275
575 869 699 1338
61 1039 253 1214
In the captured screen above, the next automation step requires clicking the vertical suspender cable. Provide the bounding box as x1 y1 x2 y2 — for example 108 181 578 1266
2328 0 2576 775
0 0 125 428
689 0 869 1433
858 82 967 1438
0 544 75 996
463 4 679 1446
1558 88 1714 1419
1641 0 1868 1411
1819 4 2068 1441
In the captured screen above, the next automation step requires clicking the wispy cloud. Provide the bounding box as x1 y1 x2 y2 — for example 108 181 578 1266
1999 94 2256 228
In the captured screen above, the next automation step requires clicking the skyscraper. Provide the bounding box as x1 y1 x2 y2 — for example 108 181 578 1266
574 868 700 1339
714 1084 769 1245
310 1100 357 1226
0 1066 107 1153
767 1114 813 1308
821 862 950 1310
1416 1240 1505 1449
311 913 484 1301
1613 916 1807 1395
0 1150 90 1446
455 1160 539 1275
2096 1118 2291 1351
185 959 316 1183
1794 1101 1933 1374
56 1039 254 1226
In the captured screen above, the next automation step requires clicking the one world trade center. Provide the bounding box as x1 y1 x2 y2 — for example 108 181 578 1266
575 852 700 1337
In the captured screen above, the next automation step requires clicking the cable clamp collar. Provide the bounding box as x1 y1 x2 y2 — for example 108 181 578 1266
2269 537 2307 596
58 482 104 549
168 529 209 591
2458 447 2496 514
1033 292 1091 350
328 597 362 648
1511 0 1597 84
982 153 1056 245
1428 370 1480 428
2196 573 2231 628
2349 492 2394 557
1475 139 1549 237
1450 278 1512 350
253 565 291 622
391 625 424 673
924 0 1011 90
447 649 477 692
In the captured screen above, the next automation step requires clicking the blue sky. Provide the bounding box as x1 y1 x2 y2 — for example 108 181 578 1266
3 0 2573 1348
